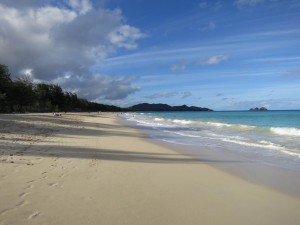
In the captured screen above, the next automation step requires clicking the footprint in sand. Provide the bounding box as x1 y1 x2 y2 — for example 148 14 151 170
19 192 30 198
0 200 27 216
0 208 12 216
39 171 49 180
59 173 66 178
15 200 27 207
1 175 8 179
24 184 34 190
89 158 98 167
49 182 59 187
27 211 40 220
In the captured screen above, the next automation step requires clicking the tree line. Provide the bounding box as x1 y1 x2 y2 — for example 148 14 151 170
0 64 122 113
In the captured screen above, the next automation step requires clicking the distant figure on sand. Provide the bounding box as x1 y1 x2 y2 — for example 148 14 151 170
53 112 62 116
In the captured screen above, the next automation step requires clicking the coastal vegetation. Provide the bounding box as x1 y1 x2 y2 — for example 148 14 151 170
1 64 212 113
0 64 121 113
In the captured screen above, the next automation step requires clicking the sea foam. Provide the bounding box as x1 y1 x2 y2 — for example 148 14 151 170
270 127 300 137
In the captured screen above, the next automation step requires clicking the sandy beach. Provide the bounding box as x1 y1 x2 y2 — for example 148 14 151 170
1 113 300 225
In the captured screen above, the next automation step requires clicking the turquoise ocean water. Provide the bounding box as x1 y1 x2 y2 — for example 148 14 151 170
122 110 300 170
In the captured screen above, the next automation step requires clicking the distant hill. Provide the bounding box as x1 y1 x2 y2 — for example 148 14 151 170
129 103 213 111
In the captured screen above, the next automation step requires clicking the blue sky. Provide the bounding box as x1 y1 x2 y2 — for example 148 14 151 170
0 0 300 110
100 0 300 110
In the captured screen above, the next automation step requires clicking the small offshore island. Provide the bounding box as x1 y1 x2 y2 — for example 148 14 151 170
249 107 268 111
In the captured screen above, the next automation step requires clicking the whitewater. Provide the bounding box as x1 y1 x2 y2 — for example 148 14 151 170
121 110 300 171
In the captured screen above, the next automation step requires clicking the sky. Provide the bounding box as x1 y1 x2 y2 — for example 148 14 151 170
0 0 300 110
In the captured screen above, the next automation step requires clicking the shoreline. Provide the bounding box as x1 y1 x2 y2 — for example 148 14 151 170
1 112 300 225
119 113 300 198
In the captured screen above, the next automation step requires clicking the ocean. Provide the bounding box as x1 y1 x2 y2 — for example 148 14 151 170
121 110 300 171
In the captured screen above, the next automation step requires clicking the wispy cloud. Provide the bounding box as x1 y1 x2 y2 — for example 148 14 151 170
198 2 207 8
234 0 266 7
198 1 222 10
103 28 300 68
285 68 300 77
182 91 192 98
247 56 300 62
145 91 192 99
145 92 178 99
170 62 187 72
221 97 236 101
200 21 216 31
213 1 223 10
234 0 282 8
201 55 229 65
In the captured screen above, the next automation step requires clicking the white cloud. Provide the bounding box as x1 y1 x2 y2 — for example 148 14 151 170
23 69 34 77
234 0 276 7
170 63 187 72
0 0 42 8
198 1 222 10
108 25 146 49
57 74 140 100
0 1 145 101
67 0 92 14
103 28 300 69
201 55 229 65
200 21 216 31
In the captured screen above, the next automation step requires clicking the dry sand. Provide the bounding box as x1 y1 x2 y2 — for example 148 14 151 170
0 112 300 225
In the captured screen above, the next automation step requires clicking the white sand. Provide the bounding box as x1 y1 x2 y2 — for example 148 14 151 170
0 113 300 225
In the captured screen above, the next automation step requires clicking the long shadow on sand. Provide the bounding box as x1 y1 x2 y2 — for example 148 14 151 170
0 143 246 165
0 116 147 139
0 113 248 165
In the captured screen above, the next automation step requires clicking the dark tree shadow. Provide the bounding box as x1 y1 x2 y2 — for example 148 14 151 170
0 143 245 165
0 113 247 165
